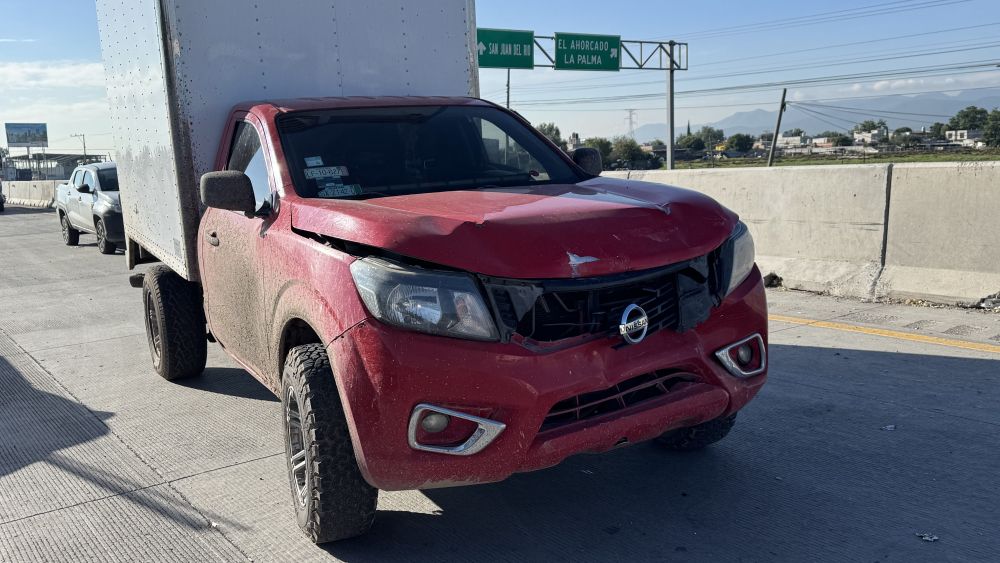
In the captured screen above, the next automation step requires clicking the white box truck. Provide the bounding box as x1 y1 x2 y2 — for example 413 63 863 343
96 0 768 545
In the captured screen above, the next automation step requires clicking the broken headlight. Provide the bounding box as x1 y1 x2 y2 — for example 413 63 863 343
727 221 756 295
350 258 499 341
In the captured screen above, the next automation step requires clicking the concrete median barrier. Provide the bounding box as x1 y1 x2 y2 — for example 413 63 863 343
606 165 891 299
2 180 61 208
879 162 1000 306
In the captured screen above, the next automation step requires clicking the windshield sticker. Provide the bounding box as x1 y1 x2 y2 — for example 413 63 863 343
317 183 362 198
304 156 324 167
304 166 349 180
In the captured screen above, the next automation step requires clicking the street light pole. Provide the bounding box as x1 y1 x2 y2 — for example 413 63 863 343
666 41 676 170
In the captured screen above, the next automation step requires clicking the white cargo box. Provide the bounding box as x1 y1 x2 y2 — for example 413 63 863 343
97 0 478 280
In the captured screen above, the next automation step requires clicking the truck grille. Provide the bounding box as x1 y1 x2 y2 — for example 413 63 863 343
540 371 698 433
484 248 727 343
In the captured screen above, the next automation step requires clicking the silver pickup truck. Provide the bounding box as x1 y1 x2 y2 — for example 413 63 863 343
55 162 123 254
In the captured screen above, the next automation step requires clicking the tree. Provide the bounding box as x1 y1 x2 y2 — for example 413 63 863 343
536 122 567 150
948 106 988 131
759 132 774 142
695 126 725 146
928 122 947 140
610 136 645 163
893 127 912 135
782 128 804 137
676 134 705 151
650 139 666 150
853 119 887 133
983 109 1000 147
582 136 613 165
725 133 754 152
833 135 853 147
816 131 843 138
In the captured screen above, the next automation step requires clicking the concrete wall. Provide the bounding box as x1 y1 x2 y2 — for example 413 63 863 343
2 181 60 208
605 162 1000 306
607 165 890 298
879 162 1000 305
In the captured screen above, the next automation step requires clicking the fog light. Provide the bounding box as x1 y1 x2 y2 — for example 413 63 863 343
420 413 450 434
715 334 766 378
736 344 753 365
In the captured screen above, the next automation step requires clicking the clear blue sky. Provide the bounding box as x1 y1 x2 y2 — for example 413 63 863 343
2 0 999 153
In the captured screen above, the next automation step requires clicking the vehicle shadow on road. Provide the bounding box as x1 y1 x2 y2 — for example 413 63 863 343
0 206 54 216
0 340 247 532
177 367 278 402
322 344 1000 562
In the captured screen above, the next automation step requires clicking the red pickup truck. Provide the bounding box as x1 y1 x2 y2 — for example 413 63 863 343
136 96 767 541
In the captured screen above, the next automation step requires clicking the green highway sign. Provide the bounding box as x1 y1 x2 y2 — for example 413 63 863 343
554 32 620 71
477 28 535 69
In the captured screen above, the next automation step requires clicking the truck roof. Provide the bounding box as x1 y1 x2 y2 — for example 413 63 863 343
240 96 491 114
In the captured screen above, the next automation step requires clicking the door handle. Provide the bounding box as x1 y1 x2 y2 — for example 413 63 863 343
206 230 220 247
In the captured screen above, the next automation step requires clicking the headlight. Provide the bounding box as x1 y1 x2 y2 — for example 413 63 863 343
350 258 499 341
727 221 756 295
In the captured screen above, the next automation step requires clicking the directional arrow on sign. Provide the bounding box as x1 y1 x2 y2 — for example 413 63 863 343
477 42 487 56
610 49 618 59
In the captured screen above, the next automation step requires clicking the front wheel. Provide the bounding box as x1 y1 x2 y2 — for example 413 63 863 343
142 265 207 380
96 218 117 254
656 413 737 451
61 214 79 246
282 343 377 543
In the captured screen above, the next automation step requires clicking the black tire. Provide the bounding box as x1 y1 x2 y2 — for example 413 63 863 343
96 218 117 254
656 413 737 451
142 265 207 381
61 213 79 246
282 343 377 543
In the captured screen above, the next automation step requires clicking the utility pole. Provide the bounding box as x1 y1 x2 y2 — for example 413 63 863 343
624 109 637 139
71 133 88 159
505 69 510 109
666 41 676 170
767 88 787 167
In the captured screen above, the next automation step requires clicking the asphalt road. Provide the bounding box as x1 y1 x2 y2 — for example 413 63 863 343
1 206 999 562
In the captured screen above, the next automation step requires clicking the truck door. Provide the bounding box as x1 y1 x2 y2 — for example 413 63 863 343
78 170 99 229
199 118 271 373
67 170 88 228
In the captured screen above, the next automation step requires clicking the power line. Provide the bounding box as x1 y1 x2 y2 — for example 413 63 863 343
505 38 1000 94
793 101 952 118
508 60 1000 106
665 0 970 41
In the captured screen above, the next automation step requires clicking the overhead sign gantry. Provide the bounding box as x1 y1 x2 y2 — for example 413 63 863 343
475 28 688 168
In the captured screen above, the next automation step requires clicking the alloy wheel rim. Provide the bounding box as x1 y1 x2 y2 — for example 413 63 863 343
144 292 161 363
61 217 68 241
97 222 106 251
285 387 309 508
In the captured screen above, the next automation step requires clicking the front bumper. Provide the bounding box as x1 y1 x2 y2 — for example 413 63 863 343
329 268 768 491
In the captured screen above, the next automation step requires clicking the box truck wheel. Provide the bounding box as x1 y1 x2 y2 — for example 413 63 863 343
60 213 80 246
282 343 377 543
142 265 207 380
656 413 737 451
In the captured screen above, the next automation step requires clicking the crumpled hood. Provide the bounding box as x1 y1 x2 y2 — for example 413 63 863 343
289 176 737 279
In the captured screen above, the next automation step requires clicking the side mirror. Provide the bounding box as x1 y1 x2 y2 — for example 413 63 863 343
200 171 256 215
570 147 603 176
76 184 92 193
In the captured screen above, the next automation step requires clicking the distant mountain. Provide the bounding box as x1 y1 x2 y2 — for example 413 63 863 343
631 90 1000 142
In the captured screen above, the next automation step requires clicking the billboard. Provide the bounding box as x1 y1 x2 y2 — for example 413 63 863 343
5 123 48 148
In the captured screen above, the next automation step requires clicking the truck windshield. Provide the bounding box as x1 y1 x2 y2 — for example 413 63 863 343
97 168 119 191
277 105 582 200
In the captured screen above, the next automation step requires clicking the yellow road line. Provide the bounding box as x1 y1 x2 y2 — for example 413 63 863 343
768 314 1000 355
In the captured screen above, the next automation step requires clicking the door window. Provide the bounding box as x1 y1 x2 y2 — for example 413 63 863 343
71 170 83 186
83 171 96 190
226 121 272 211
